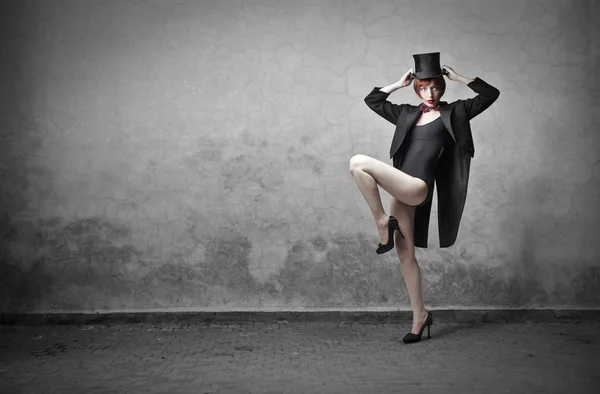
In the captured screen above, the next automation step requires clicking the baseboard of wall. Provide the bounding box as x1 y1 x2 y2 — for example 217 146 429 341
2 309 600 326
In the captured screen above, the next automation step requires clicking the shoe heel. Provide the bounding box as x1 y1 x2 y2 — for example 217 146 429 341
390 217 404 240
427 325 430 339
396 223 405 239
376 216 398 255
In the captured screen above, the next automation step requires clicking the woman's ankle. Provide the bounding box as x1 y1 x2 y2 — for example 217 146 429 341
413 307 428 316
376 214 388 225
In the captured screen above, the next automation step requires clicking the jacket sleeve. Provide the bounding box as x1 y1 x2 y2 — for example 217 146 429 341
463 77 500 120
364 87 407 125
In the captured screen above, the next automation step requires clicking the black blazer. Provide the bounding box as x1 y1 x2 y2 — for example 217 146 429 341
364 77 500 248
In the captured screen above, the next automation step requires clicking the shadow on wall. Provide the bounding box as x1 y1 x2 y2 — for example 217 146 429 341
415 171 600 309
2 210 599 312
515 220 600 308
503 176 600 308
0 215 268 312
0 0 36 220
0 215 412 312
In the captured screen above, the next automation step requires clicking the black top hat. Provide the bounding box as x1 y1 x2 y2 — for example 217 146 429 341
413 52 443 79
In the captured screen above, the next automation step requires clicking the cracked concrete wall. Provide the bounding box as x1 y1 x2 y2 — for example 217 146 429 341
1 0 599 313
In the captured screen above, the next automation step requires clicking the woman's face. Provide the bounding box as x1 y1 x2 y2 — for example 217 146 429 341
418 82 443 108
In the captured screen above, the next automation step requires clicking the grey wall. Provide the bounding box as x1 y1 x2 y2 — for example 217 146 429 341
1 0 599 313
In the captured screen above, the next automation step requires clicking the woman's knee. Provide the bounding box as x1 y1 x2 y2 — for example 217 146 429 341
414 180 428 204
349 154 369 173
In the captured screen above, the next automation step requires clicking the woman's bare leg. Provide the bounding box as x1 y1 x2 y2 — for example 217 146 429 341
390 197 429 334
348 154 427 243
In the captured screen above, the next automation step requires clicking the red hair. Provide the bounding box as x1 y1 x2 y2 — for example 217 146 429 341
413 76 446 97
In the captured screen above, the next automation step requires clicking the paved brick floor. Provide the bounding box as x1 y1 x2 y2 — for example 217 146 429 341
1 320 599 394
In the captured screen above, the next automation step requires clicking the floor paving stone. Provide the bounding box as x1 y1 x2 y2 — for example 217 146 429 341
0 321 598 393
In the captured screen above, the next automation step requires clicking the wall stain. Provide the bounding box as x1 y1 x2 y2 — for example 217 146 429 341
1 215 599 312
0 217 140 311
275 234 405 307
135 231 263 308
573 266 600 306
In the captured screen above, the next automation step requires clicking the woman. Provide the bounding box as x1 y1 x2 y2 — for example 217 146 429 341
349 52 500 343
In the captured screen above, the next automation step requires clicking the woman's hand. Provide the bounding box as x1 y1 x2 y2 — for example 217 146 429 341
442 64 474 85
379 68 416 94
442 65 459 81
397 68 415 88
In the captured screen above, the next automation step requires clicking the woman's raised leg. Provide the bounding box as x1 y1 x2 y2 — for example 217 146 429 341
389 197 429 334
348 154 427 244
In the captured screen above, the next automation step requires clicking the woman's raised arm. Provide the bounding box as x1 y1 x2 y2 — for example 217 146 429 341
443 65 499 119
364 69 414 125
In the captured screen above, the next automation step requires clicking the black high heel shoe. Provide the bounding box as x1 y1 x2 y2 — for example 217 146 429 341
402 311 433 343
375 216 404 255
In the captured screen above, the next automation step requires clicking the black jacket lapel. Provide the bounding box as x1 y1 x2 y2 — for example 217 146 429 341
439 102 456 143
404 107 421 135
389 107 420 158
